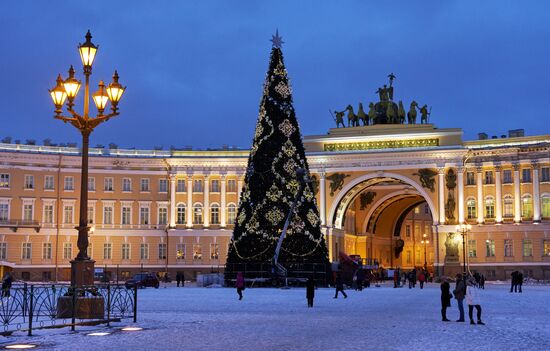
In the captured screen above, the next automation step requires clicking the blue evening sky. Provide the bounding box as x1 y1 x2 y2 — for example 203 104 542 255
1 1 549 149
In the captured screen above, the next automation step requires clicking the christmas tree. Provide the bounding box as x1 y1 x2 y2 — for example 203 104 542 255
226 32 329 273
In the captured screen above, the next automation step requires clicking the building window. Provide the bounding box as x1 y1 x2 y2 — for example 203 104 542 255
63 205 74 224
542 167 550 182
122 243 130 260
140 178 150 192
227 179 237 192
64 176 74 191
140 207 150 225
227 204 237 224
193 204 203 224
467 199 476 219
543 240 550 257
22 243 32 260
176 244 185 260
44 175 55 190
523 239 533 257
42 243 52 260
522 194 533 218
504 239 513 257
176 179 186 192
122 206 131 225
466 172 475 186
103 206 113 225
484 171 494 184
159 179 168 193
177 204 186 224
211 180 220 192
485 240 495 257
210 243 219 259
0 174 9 188
140 243 149 260
468 240 477 257
522 169 532 183
414 206 420 214
88 177 95 191
193 180 203 192
63 242 72 260
210 204 220 224
104 177 114 191
0 203 8 221
87 206 94 224
0 242 7 260
42 205 53 224
158 207 168 225
503 170 513 184
193 244 202 260
484 197 495 219
542 195 550 218
23 203 34 221
503 195 514 218
104 243 112 260
24 175 34 189
122 178 132 192
424 204 429 214
406 250 411 264
158 243 167 259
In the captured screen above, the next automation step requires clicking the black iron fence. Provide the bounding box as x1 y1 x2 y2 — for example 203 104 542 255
0 283 137 336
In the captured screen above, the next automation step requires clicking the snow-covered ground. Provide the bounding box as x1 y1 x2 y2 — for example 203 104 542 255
1 282 549 351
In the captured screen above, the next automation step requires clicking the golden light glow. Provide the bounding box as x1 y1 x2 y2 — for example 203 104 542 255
79 30 98 68
324 138 439 151
63 66 81 99
92 81 109 112
106 70 125 103
87 332 111 336
5 345 37 349
121 327 143 331
49 74 67 107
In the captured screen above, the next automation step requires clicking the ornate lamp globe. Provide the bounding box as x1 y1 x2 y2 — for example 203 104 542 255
92 80 109 113
63 65 81 101
106 70 125 105
79 30 98 69
49 74 67 110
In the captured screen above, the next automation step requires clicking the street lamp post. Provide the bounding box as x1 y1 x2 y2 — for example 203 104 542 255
49 31 125 287
420 234 429 271
456 224 472 279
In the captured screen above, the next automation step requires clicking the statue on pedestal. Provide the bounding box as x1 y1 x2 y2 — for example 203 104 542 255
357 103 369 126
398 101 406 124
345 105 359 127
407 101 419 124
419 104 430 124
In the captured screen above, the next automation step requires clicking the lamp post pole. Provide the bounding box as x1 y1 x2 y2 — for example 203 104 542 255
49 31 125 287
456 224 472 279
421 234 429 272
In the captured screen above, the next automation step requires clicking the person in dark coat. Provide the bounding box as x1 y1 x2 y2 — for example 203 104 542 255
1 272 13 298
517 272 523 293
452 273 466 322
356 269 364 291
236 271 245 300
440 277 452 321
306 277 315 307
333 273 347 299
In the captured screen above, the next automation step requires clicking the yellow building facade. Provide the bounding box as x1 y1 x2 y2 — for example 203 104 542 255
1 123 549 281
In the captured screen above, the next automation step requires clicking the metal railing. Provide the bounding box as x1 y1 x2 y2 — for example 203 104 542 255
0 283 137 336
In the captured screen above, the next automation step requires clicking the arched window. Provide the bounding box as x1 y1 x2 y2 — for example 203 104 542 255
227 203 237 224
193 204 203 224
503 195 514 218
466 198 476 219
541 194 550 218
176 203 186 224
522 194 533 219
210 203 220 224
484 196 495 219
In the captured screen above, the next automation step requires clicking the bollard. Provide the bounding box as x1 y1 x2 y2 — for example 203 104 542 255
106 284 111 326
71 286 76 331
27 285 34 336
133 285 137 323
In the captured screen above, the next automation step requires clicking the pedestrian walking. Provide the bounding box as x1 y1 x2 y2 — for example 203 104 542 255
479 274 485 289
306 277 315 307
333 273 347 299
418 271 426 289
440 277 452 322
510 271 518 293
452 273 466 322
356 269 364 291
1 272 13 298
517 272 523 293
236 271 245 300
466 277 485 325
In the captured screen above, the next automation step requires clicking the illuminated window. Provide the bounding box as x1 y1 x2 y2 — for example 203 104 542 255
484 197 495 219
542 195 550 218
193 204 203 224
193 244 202 260
468 240 476 257
176 244 185 260
0 174 9 188
522 240 533 257
467 198 476 219
503 195 514 218
522 194 533 218
177 204 186 224
485 240 495 257
210 204 220 224
227 204 237 224
543 240 550 257
210 243 219 259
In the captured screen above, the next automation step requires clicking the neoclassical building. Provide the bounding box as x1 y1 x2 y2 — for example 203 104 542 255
1 123 549 281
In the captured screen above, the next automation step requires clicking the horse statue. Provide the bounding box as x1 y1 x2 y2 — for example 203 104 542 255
345 105 359 127
398 101 406 124
407 100 419 124
368 102 377 125
386 102 397 124
357 103 369 126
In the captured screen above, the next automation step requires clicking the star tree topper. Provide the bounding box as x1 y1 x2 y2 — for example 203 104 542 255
270 29 284 48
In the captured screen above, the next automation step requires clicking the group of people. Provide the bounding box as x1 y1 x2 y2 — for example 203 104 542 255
175 272 185 287
510 271 524 293
398 268 430 289
440 273 484 325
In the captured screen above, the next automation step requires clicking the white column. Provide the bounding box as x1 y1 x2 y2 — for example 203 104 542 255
457 167 465 224
237 178 243 205
187 176 193 228
438 168 445 225
319 172 326 226
203 175 210 227
533 162 541 222
169 174 177 228
476 168 484 224
495 166 502 223
513 164 521 223
220 174 227 227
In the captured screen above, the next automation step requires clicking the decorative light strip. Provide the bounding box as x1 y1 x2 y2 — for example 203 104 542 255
323 138 439 151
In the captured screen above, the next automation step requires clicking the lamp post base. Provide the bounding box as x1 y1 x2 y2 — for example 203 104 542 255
70 259 96 287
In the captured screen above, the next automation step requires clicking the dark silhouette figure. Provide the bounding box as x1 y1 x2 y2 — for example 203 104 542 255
440 278 452 321
510 271 523 293
306 277 315 307
333 273 347 299
453 274 466 322
1 272 13 298
236 271 245 300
